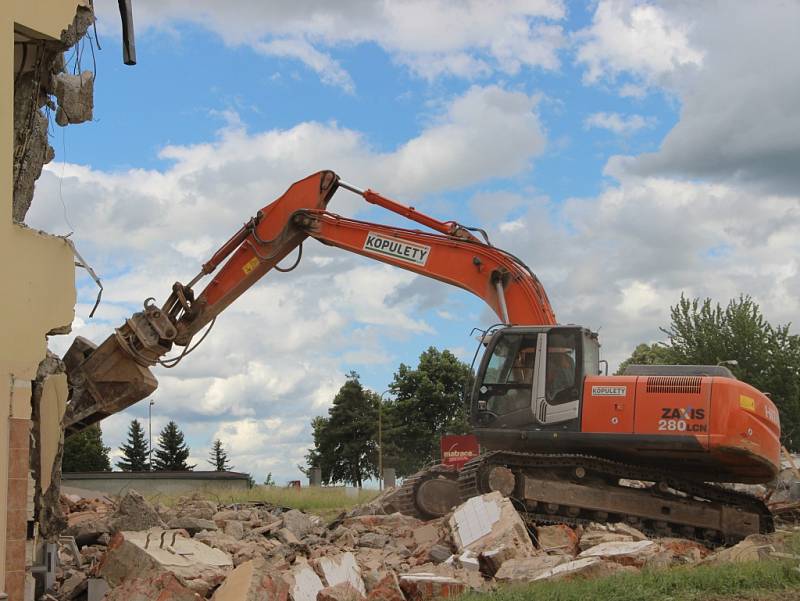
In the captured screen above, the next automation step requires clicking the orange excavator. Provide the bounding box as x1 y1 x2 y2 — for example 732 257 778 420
62 171 781 544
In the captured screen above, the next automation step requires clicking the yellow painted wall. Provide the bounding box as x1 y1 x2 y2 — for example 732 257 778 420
39 374 68 492
1 1 82 592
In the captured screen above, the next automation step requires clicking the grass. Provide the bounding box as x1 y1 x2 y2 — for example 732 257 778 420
460 559 800 601
150 485 380 521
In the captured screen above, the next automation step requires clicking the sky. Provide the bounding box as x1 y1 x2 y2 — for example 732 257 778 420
27 0 800 484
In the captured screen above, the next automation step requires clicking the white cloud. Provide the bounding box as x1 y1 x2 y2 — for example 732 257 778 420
254 38 354 93
98 1 566 89
584 112 655 135
574 0 703 88
577 1 800 193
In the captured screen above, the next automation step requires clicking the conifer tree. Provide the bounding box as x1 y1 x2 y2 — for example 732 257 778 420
62 424 111 472
117 419 150 471
207 439 233 471
152 421 195 471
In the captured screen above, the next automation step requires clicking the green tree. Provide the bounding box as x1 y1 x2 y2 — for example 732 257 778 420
305 372 379 487
615 343 677 375
152 421 195 471
382 347 471 476
116 419 150 472
207 439 233 471
619 295 800 448
62 424 111 472
263 472 275 486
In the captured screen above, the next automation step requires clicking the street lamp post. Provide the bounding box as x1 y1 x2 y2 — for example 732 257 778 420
148 399 155 471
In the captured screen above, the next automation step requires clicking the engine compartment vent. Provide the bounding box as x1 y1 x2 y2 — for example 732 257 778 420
645 376 702 394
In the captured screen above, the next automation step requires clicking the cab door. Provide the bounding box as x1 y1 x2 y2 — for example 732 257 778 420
475 332 540 428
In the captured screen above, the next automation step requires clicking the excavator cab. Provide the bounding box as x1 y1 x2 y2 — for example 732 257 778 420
471 326 599 434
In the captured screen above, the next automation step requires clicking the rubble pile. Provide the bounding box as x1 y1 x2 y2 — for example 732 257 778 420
51 489 796 600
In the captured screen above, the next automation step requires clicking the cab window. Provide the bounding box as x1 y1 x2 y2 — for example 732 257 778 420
480 334 538 421
545 331 579 404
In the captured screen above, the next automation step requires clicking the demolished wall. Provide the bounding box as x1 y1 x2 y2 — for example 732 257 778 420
2 1 94 597
13 2 95 223
31 351 70 541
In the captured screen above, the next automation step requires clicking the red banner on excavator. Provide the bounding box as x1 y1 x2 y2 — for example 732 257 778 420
440 434 479 469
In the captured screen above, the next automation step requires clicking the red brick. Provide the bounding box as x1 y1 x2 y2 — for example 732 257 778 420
6 508 28 541
7 447 30 479
7 476 28 510
4 569 25 601
8 418 31 449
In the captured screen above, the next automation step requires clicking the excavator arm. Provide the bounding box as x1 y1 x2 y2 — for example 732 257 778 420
63 170 555 434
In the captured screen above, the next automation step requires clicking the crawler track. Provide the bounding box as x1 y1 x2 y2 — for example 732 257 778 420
392 466 460 520
457 451 772 545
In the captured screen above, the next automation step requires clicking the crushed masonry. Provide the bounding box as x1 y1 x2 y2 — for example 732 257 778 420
48 487 800 599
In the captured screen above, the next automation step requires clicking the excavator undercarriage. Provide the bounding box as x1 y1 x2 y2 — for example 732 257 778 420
392 452 772 545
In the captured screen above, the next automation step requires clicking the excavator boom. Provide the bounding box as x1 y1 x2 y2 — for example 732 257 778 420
64 170 554 434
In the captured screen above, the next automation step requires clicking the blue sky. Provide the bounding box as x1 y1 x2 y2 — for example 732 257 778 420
29 1 800 483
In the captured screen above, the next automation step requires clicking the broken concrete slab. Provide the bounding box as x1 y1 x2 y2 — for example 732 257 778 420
224 520 245 540
194 529 246 555
57 570 87 600
449 492 536 560
456 550 480 572
54 71 94 126
167 517 218 534
281 509 318 538
174 497 218 521
578 522 647 551
231 539 285 567
578 540 659 567
399 573 467 600
449 494 501 549
704 532 788 564
285 562 325 601
449 492 538 577
365 573 404 601
358 533 390 549
110 490 165 532
210 558 289 601
343 513 423 535
317 582 365 601
427 544 453 564
533 556 634 581
103 572 202 601
412 523 440 547
100 529 233 594
405 562 485 591
536 524 579 555
494 555 569 583
658 538 710 564
87 578 109 601
64 511 111 546
314 552 366 597
277 527 302 545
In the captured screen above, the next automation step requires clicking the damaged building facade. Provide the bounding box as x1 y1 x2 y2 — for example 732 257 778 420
2 1 95 598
